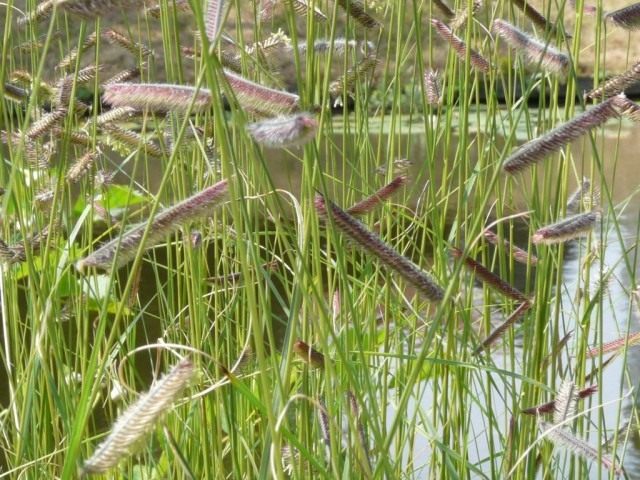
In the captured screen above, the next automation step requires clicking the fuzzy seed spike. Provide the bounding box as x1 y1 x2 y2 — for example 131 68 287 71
224 70 300 116
483 229 538 266
81 359 195 474
205 0 225 43
492 19 569 74
431 19 491 73
540 421 624 476
452 247 530 303
246 113 318 148
503 97 620 174
76 180 228 272
606 3 640 30
315 194 444 302
532 211 599 245
335 0 380 29
346 176 408 215
103 83 212 114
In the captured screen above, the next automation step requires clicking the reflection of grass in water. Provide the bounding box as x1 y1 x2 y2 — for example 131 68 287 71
1 0 638 478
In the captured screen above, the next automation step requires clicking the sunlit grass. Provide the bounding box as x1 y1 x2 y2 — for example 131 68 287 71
0 0 639 478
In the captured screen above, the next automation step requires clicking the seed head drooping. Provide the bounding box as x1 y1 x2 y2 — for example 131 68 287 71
606 2 640 30
585 331 640 358
102 29 154 58
492 19 569 74
539 421 624 476
246 113 318 148
81 359 195 475
509 0 564 36
315 194 444 302
76 179 229 272
532 211 599 245
103 83 212 114
503 97 620 174
288 0 328 21
431 19 491 73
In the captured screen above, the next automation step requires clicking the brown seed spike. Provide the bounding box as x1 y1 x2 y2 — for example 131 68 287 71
606 2 640 30
335 0 380 29
103 83 212 114
451 247 530 303
76 180 229 272
346 176 408 215
521 385 598 416
586 61 640 99
431 19 490 73
492 19 569 74
532 211 599 245
483 229 538 266
509 0 565 37
473 301 531 354
503 97 620 174
315 194 444 302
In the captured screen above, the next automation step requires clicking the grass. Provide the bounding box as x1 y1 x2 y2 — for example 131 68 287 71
1 0 640 478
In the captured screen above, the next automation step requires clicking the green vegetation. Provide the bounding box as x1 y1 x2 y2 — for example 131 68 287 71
1 0 639 478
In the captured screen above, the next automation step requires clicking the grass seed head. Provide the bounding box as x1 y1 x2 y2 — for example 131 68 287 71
246 113 318 148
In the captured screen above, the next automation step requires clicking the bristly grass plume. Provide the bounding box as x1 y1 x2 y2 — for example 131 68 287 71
102 83 213 114
431 19 491 73
539 421 624 476
423 69 443 106
606 2 640 30
246 113 318 148
205 0 224 43
532 211 599 245
335 0 380 29
223 70 300 116
81 359 195 475
586 61 640 99
76 179 228 272
484 229 538 266
315 194 444 302
346 175 408 215
521 386 598 415
492 19 569 74
503 97 620 174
